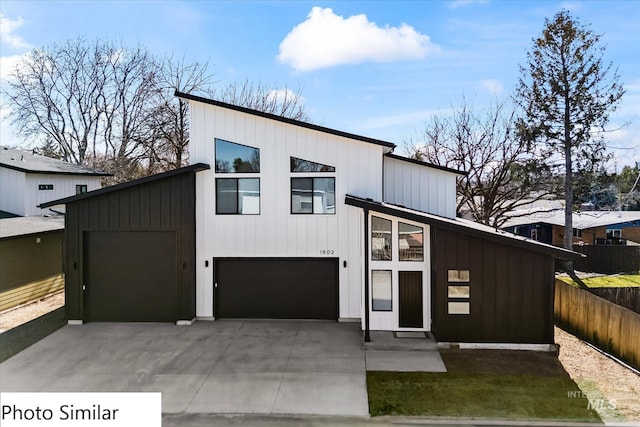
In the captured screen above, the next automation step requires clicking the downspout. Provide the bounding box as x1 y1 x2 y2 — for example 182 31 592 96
363 207 371 342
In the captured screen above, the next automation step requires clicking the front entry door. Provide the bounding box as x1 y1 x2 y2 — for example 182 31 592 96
399 271 423 328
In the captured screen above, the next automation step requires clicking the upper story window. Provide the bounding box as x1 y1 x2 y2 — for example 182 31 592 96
76 185 88 194
291 157 335 173
216 178 260 215
38 184 53 190
399 222 423 261
215 139 260 215
371 216 392 261
215 139 260 173
290 156 336 215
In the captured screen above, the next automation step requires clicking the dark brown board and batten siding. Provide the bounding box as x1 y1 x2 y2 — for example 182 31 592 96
59 166 204 322
432 227 554 344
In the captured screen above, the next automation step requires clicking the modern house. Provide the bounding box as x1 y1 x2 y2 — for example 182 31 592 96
41 93 579 345
0 147 110 217
503 209 640 246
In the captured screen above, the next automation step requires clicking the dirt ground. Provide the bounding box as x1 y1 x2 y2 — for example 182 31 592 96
0 291 64 331
556 326 640 423
1 297 638 423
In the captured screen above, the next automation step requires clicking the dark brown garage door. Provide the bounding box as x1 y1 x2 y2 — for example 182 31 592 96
214 258 338 320
84 231 178 322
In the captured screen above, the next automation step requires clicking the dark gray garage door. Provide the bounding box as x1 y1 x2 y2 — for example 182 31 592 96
84 231 178 322
214 258 338 320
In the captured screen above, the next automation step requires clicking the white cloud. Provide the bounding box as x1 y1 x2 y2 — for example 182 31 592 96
267 88 303 104
0 14 31 50
0 53 27 80
479 79 504 94
277 7 438 72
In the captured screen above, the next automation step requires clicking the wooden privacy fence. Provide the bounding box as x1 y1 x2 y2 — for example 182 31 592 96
555 279 640 370
0 274 64 312
589 287 640 314
572 245 640 274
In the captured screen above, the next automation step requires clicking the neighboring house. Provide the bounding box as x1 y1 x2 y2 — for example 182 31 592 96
503 209 640 246
0 147 111 216
41 93 579 345
0 215 64 312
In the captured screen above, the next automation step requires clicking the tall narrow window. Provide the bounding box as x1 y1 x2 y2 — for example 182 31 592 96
372 270 392 311
371 216 392 261
398 222 423 261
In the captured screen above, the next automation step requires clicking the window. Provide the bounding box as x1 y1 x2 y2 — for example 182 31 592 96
447 269 470 315
448 285 470 298
291 157 335 172
371 216 392 260
215 139 260 173
76 185 88 194
216 178 260 214
38 184 53 190
291 177 335 214
572 228 582 238
371 270 392 311
606 229 622 239
399 222 423 261
447 269 470 282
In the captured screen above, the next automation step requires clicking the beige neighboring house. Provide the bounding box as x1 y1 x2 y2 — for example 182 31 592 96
0 146 111 217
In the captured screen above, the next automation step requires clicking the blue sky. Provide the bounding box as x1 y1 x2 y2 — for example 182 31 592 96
1 0 639 170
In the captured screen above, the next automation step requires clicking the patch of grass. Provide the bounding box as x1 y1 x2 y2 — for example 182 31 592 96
557 274 640 288
367 371 601 421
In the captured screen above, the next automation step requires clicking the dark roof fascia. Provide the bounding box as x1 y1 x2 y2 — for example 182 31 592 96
175 91 397 150
0 162 113 177
39 163 210 208
384 153 468 176
345 194 582 260
0 227 63 242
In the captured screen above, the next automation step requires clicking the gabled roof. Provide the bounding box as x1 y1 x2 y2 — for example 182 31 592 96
175 91 396 151
0 147 112 176
384 153 468 176
39 163 210 208
502 208 640 230
345 194 582 260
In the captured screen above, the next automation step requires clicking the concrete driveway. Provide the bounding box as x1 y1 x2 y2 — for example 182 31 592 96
0 320 369 416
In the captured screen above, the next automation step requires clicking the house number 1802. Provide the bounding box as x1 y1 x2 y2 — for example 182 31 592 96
320 249 335 255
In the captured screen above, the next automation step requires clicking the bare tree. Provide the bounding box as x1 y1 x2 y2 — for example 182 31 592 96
217 79 309 122
146 55 216 171
409 98 553 228
3 38 310 183
2 38 107 164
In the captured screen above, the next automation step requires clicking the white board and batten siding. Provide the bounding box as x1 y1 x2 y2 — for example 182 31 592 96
190 101 388 319
0 168 102 216
0 167 26 216
383 156 457 219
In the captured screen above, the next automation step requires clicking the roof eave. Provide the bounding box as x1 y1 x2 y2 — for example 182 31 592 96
175 91 396 151
39 163 210 208
345 194 583 260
